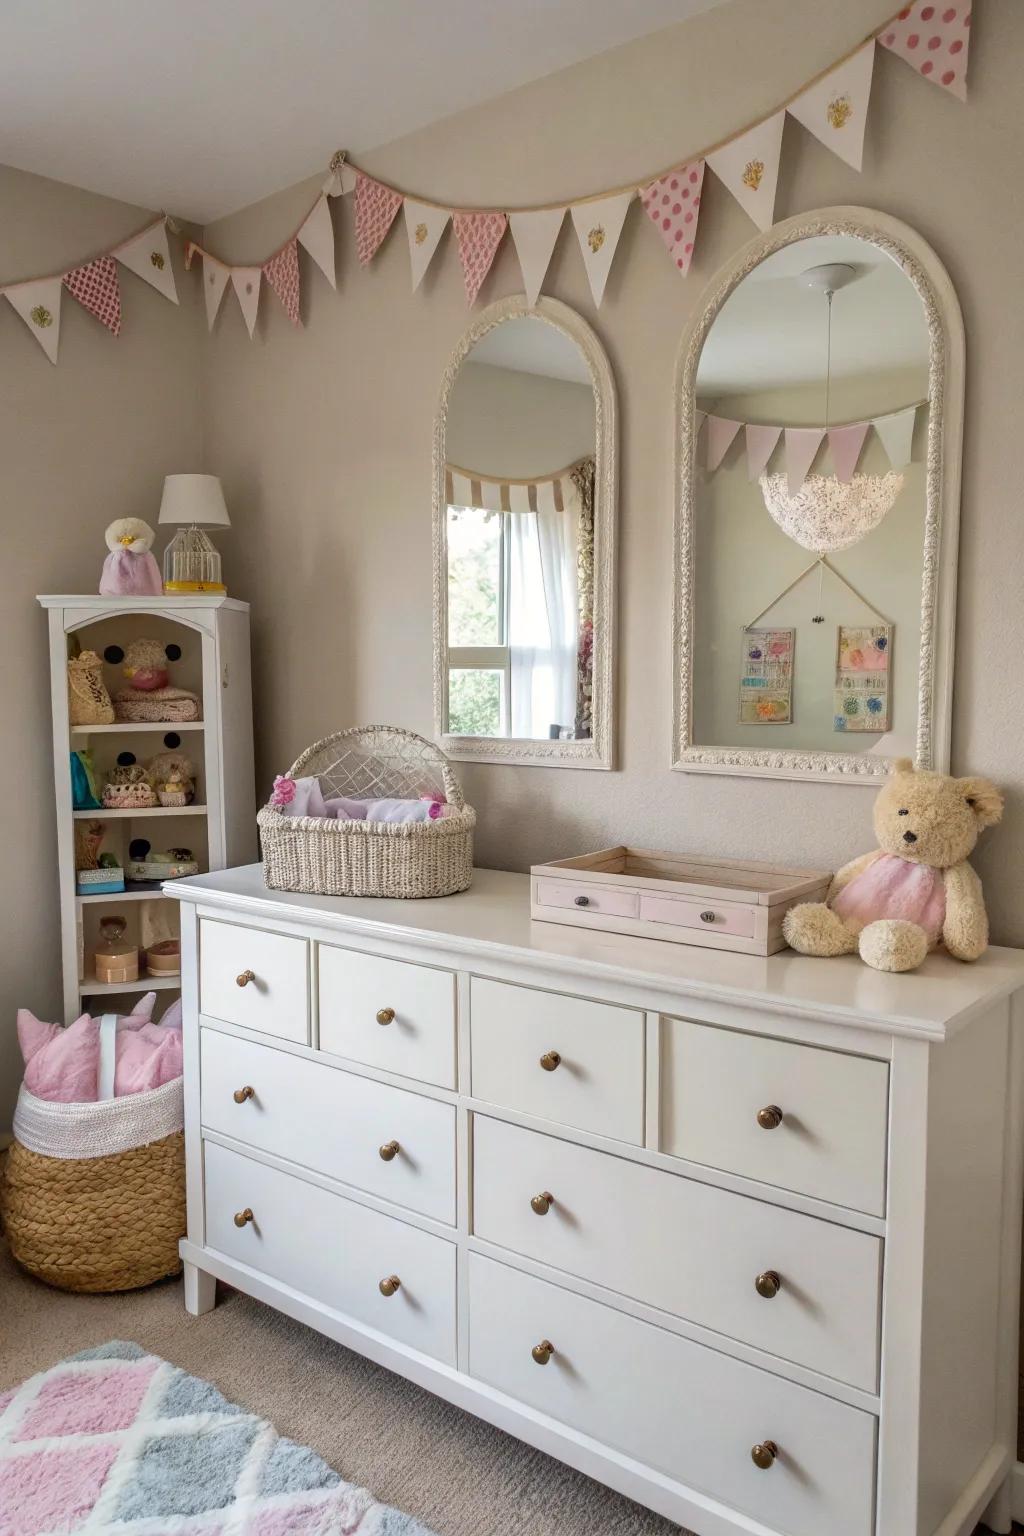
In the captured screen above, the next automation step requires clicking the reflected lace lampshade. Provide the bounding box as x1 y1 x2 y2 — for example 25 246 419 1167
759 471 904 553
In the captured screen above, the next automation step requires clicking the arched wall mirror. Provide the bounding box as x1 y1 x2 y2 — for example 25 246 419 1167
673 208 964 783
433 296 616 769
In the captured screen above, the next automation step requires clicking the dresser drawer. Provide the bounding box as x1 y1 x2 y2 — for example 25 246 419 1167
201 1029 455 1224
204 1141 456 1364
470 978 644 1144
318 945 456 1089
200 920 308 1043
473 1116 880 1391
663 1020 889 1217
534 880 639 920
468 1254 875 1536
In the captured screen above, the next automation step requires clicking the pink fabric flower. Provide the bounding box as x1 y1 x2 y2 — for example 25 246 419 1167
270 775 296 809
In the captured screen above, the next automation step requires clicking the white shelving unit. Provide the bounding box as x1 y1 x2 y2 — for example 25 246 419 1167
39 594 257 1022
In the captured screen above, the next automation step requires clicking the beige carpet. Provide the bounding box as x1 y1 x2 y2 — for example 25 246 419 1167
0 1237 687 1536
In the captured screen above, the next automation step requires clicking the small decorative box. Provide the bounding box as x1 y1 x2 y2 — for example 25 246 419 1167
76 867 125 896
531 847 832 956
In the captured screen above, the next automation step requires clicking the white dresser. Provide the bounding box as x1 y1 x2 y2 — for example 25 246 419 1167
167 866 1024 1536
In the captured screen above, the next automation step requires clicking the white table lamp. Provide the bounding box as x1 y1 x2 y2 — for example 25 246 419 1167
159 474 230 593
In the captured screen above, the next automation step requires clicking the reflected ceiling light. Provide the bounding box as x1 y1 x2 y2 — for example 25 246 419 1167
760 262 904 552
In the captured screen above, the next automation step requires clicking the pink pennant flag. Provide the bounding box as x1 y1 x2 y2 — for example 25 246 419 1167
745 423 783 481
262 239 301 327
453 212 507 305
63 255 121 337
705 415 742 471
878 3 970 101
355 174 403 266
785 427 826 495
641 161 705 275
828 422 870 482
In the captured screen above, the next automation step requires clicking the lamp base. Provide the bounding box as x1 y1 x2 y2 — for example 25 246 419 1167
164 579 228 594
163 525 225 591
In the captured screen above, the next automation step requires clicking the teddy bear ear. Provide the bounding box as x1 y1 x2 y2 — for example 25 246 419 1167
165 643 182 662
958 776 1004 829
103 644 124 665
116 750 136 767
890 757 915 776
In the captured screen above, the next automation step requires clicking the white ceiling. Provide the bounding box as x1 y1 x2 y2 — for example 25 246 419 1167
0 0 728 224
468 317 591 386
697 235 930 398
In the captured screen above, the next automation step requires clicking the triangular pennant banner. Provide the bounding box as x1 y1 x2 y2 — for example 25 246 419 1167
785 427 826 494
788 42 876 172
404 200 450 292
706 416 742 471
297 196 337 290
63 255 121 337
571 193 633 307
202 255 230 331
355 174 403 266
879 3 970 101
872 406 917 470
828 421 871 482
231 267 262 339
263 239 301 327
5 276 62 363
745 423 783 480
707 115 785 232
453 212 507 305
114 219 178 305
641 161 704 275
510 208 565 307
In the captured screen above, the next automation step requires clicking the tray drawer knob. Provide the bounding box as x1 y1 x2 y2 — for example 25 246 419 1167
539 1051 562 1072
531 1340 555 1365
755 1270 781 1299
574 895 590 907
699 910 717 923
751 1440 779 1471
757 1104 784 1130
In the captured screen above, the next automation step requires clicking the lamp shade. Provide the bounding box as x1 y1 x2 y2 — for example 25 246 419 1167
159 474 230 528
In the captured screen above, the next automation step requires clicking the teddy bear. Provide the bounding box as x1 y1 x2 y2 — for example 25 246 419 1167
783 758 1003 973
104 639 202 723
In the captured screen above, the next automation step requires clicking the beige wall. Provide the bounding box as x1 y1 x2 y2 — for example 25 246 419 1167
199 0 1024 956
0 165 204 1130
447 361 594 480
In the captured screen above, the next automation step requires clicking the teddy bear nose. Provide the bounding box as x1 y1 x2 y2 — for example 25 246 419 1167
903 830 918 844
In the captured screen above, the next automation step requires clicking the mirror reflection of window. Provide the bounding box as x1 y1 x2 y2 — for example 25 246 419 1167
444 316 597 742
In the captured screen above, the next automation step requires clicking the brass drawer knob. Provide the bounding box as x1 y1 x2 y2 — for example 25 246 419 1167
233 1207 254 1228
757 1104 784 1130
530 1191 554 1216
233 1085 255 1104
379 1140 401 1162
531 1339 555 1365
539 1051 562 1072
376 1007 395 1025
379 1274 401 1297
236 969 256 988
755 1270 781 1300
751 1440 779 1470
700 910 716 923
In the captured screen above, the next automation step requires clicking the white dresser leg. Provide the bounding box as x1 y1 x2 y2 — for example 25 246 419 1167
980 1473 1012 1534
183 1261 217 1316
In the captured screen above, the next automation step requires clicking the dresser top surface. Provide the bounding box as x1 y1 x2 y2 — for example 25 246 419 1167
168 865 1024 1039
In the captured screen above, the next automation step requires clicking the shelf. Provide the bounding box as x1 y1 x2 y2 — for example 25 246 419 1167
76 888 179 905
79 974 181 995
73 805 208 820
70 722 204 736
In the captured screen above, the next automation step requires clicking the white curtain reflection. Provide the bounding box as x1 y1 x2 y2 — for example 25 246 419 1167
509 495 579 738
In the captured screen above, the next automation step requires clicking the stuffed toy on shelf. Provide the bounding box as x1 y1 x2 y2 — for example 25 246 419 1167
99 518 163 597
784 758 1003 973
104 639 202 723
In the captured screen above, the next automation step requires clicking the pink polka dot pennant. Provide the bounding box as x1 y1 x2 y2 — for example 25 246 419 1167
878 1 971 101
640 160 705 277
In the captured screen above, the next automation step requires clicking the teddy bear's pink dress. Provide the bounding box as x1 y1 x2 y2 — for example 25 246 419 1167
832 853 946 943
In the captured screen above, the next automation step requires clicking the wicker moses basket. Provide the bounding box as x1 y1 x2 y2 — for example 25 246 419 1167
1 1015 184 1293
258 726 475 899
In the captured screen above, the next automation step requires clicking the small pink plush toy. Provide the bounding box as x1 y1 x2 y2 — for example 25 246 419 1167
99 518 163 597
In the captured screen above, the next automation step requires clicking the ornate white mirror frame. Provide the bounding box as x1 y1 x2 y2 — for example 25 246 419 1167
672 206 964 784
433 295 617 769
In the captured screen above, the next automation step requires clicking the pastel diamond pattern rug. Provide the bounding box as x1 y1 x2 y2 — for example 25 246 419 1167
0 1341 435 1535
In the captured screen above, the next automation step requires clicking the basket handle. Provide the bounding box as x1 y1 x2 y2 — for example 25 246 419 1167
98 1014 117 1101
285 725 466 812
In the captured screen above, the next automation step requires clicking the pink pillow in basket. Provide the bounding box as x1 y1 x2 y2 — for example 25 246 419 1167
17 994 183 1103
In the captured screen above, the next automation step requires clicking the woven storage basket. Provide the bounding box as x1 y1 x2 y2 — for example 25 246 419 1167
1 1053 185 1293
258 725 475 899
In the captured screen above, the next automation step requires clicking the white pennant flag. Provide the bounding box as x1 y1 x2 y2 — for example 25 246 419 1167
745 423 784 480
5 276 62 363
231 267 262 338
510 208 565 306
297 196 337 290
788 42 876 172
872 405 917 470
404 200 450 292
707 113 785 231
202 255 230 331
785 427 826 495
571 193 633 308
114 219 179 304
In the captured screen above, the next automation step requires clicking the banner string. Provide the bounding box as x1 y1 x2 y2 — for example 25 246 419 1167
0 213 167 295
